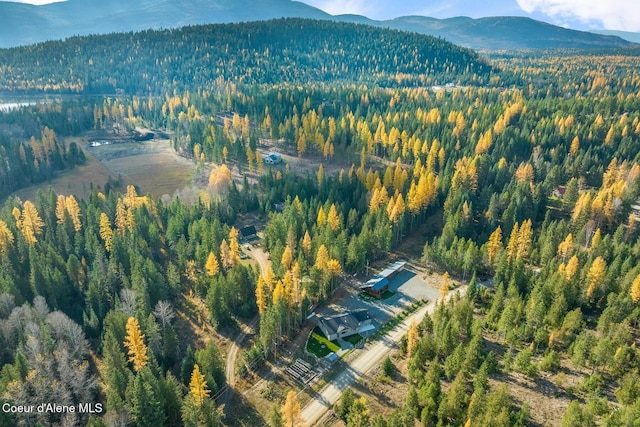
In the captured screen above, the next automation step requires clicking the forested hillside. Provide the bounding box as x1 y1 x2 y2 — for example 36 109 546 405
0 18 639 427
0 19 492 94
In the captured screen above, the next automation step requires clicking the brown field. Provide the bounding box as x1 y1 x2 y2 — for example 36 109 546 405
87 137 196 199
12 136 114 202
11 135 196 202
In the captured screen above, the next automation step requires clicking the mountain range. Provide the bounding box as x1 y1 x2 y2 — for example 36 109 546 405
0 0 636 50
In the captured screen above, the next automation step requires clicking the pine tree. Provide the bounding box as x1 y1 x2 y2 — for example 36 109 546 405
124 316 148 371
317 163 324 187
189 364 210 406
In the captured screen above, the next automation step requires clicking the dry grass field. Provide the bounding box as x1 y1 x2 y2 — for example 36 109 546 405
11 135 196 202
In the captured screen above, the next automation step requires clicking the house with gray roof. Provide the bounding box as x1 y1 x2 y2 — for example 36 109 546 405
316 309 373 341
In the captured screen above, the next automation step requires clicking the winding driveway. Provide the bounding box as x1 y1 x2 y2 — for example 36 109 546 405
223 244 270 405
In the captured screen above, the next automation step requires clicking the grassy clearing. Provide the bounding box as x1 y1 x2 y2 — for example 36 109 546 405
307 327 340 358
343 333 363 346
380 290 395 300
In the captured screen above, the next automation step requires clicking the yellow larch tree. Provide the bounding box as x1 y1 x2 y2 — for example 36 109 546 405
123 316 148 372
16 201 45 245
369 187 381 213
205 252 219 276
256 276 268 315
220 239 231 270
486 226 503 265
297 134 307 157
281 246 294 271
124 184 139 208
99 213 113 252
517 219 533 260
115 198 127 235
327 204 341 233
506 222 520 261
301 231 312 258
65 195 82 232
208 164 232 197
246 146 255 172
557 233 574 261
440 272 450 300
189 363 210 406
406 320 419 358
570 135 580 155
326 259 342 280
272 280 285 305
55 195 66 225
263 264 276 291
229 227 240 266
586 256 607 299
565 255 579 281
315 245 330 272
316 206 326 228
386 196 396 220
0 220 14 254
282 391 304 427
631 274 640 303
125 207 136 232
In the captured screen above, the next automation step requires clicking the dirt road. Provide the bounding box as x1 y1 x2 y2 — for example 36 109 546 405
301 287 467 426
223 244 269 405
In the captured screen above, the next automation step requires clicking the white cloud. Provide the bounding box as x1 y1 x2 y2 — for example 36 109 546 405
517 0 640 31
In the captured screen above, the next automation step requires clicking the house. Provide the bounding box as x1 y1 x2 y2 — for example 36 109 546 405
263 152 282 164
316 309 373 341
360 261 406 297
239 225 257 240
553 186 566 198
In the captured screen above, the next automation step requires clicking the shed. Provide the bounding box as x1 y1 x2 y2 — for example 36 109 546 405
239 225 257 240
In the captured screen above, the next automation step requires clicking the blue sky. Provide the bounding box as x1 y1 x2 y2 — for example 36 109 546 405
4 0 640 31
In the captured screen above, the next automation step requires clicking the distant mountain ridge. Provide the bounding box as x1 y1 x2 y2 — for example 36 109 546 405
0 0 634 50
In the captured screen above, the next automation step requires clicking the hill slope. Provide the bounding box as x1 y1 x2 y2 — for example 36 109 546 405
383 16 634 50
0 0 634 50
0 0 331 48
0 19 493 94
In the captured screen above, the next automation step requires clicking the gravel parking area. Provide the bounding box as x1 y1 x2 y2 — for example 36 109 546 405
317 265 441 332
